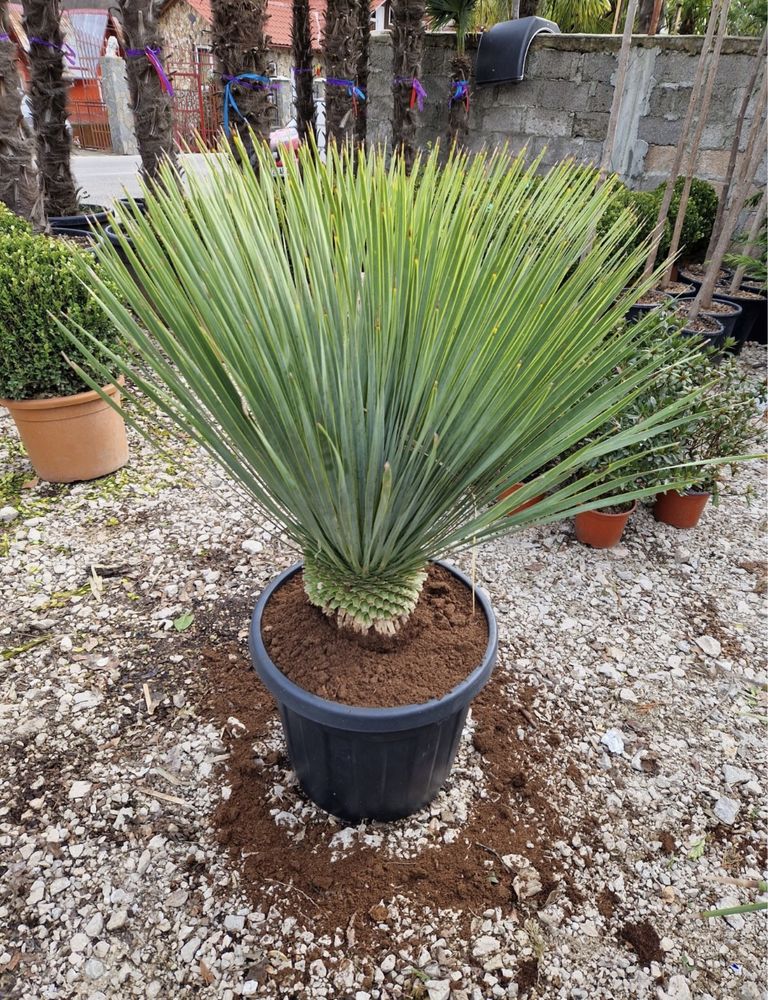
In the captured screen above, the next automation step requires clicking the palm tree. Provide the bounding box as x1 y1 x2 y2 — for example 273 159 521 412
118 0 177 183
322 0 357 145
212 0 272 155
21 0 79 217
0 1 43 222
391 0 426 168
291 0 314 141
426 0 478 149
353 0 370 146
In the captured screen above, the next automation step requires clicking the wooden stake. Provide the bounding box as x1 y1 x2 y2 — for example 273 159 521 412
641 0 723 282
728 189 767 294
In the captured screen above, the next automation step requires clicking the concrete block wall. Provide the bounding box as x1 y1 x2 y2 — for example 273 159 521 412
367 32 765 191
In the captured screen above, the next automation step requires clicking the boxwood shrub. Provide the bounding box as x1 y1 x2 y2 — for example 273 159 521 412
0 201 33 237
0 230 118 400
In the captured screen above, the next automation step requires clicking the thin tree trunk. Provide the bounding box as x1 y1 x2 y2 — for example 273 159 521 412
729 190 767 293
511 0 521 18
705 29 766 261
291 0 314 142
636 0 654 32
447 50 471 150
661 0 730 284
647 0 664 33
598 0 639 183
641 0 722 281
21 0 79 217
611 0 624 34
212 0 272 156
0 3 44 222
118 0 177 184
354 0 369 146
323 0 356 146
391 0 425 168
689 96 766 317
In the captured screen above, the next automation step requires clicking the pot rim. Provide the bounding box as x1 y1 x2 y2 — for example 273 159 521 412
576 500 637 520
249 559 498 732
661 488 712 499
1 376 123 412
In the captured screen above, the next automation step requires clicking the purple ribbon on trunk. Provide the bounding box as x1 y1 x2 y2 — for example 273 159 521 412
0 33 11 42
29 37 76 65
126 46 174 96
394 76 427 112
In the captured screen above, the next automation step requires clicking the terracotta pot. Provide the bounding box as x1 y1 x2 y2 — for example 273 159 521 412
1 380 128 483
653 490 710 529
499 482 545 516
574 501 636 549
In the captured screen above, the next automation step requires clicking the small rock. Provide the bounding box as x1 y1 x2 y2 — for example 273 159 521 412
713 796 740 825
70 933 90 952
0 506 18 523
714 896 746 930
69 781 93 800
85 913 104 938
50 877 70 896
619 687 638 703
663 975 691 1000
600 728 625 755
380 954 396 974
166 889 188 907
180 937 201 963
426 980 451 1000
472 935 499 958
309 959 327 978
241 539 263 555
106 909 128 931
84 959 105 980
723 764 755 786
695 635 721 657
224 914 245 933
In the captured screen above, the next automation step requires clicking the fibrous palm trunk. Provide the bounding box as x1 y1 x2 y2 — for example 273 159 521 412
447 50 471 150
291 0 314 141
0 2 44 222
21 0 79 217
353 0 369 146
391 0 426 168
212 0 272 155
323 0 355 145
118 0 177 184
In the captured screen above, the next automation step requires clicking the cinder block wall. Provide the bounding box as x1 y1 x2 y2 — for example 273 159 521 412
367 32 764 191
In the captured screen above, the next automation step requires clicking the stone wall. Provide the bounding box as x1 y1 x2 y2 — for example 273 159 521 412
367 32 764 191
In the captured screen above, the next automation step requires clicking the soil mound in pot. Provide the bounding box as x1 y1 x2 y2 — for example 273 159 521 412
261 564 488 707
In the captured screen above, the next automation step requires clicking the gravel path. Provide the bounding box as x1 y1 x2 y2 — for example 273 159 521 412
1 346 766 1000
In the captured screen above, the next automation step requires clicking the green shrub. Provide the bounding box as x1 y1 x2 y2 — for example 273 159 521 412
0 201 33 237
655 177 719 263
0 231 118 400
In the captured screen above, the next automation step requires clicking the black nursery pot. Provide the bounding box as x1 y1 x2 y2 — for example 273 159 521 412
249 561 498 823
48 206 109 231
678 292 745 351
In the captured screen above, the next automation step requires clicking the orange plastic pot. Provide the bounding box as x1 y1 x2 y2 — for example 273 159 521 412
653 490 710 529
1 380 128 483
574 501 636 549
499 482 545 517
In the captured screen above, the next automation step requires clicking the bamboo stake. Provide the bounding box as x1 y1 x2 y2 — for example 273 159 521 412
641 0 723 282
647 0 663 34
705 30 767 262
728 189 767 293
661 0 731 286
599 0 640 182
612 0 625 35
688 91 767 319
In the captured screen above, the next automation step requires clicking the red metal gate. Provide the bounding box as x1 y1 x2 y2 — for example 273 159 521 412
170 51 222 150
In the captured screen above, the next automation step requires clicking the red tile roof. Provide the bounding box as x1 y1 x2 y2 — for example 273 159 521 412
266 0 325 49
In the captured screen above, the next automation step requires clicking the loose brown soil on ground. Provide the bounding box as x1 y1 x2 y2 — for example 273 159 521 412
198 642 576 948
262 565 489 707
621 920 663 966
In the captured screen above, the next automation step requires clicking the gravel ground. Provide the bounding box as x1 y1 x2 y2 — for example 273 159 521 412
1 345 766 1000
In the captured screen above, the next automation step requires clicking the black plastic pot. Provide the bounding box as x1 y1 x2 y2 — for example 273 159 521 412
47 205 109 231
626 296 672 324
103 223 131 267
48 226 98 253
677 292 744 351
678 266 733 292
249 561 498 822
678 315 725 352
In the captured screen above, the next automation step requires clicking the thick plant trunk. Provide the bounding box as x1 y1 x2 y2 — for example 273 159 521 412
291 0 314 142
353 0 369 146
323 0 355 146
391 0 425 168
21 0 79 217
519 0 539 14
447 51 471 151
118 0 177 184
212 0 272 155
0 5 44 222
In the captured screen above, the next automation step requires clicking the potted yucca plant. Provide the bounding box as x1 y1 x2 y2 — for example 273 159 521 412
0 217 128 483
64 143 731 822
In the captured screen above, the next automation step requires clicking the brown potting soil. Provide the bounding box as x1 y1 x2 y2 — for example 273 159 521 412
683 264 730 280
637 289 670 305
52 232 94 249
701 299 739 316
662 281 694 295
261 564 489 708
674 306 721 335
200 641 575 948
715 284 765 300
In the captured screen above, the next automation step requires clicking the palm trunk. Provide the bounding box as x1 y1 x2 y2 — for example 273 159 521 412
641 0 721 281
323 0 355 146
705 30 766 262
21 0 79 217
212 0 272 156
391 0 425 168
661 0 730 284
353 0 369 146
118 0 177 184
0 3 44 222
291 0 314 142
447 50 471 150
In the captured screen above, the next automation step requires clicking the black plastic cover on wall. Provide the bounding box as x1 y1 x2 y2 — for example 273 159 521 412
475 16 561 86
